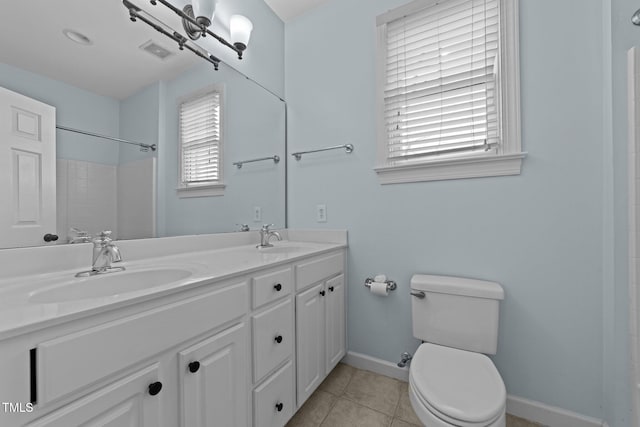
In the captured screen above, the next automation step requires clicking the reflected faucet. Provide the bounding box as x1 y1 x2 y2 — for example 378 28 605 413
257 224 282 248
76 231 125 277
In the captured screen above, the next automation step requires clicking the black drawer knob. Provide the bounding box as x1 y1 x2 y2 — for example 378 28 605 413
43 233 59 242
148 381 162 396
188 361 200 373
274 283 282 292
329 286 334 292
274 335 283 344
319 290 325 296
275 402 284 412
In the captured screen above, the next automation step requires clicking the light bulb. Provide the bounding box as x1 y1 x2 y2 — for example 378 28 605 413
230 15 253 51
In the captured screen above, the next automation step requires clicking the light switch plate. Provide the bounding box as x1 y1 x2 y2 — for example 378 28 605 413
316 204 327 223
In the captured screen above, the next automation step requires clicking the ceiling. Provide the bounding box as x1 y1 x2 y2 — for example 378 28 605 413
0 0 200 100
0 0 328 100
264 0 331 22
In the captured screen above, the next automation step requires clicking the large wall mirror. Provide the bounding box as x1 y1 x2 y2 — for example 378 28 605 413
0 0 286 250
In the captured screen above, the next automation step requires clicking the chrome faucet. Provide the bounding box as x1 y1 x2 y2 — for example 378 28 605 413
257 224 282 248
76 231 125 277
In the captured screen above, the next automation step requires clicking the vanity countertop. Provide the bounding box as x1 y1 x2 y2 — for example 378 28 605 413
0 235 347 340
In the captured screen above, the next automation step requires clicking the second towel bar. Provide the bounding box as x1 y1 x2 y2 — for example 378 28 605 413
291 144 354 161
233 155 280 169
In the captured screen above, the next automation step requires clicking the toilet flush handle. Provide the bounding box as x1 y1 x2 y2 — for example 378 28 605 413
410 291 425 299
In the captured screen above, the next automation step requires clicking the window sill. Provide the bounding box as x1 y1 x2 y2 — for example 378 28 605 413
374 153 527 185
176 183 226 198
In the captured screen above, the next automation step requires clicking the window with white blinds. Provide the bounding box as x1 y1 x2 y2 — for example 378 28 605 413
376 0 522 184
179 89 222 188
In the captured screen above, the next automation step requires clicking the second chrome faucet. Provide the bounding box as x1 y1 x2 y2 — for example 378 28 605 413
257 224 282 248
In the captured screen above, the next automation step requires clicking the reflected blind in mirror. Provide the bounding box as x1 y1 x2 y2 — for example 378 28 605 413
384 0 500 163
180 90 221 185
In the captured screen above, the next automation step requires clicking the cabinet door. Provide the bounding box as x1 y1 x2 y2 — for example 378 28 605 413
179 322 249 427
295 283 325 406
325 274 346 374
26 364 162 427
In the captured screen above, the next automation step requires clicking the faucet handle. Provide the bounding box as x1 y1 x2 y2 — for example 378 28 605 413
262 224 275 231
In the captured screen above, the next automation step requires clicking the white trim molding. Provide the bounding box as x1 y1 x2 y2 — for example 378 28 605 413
342 351 409 382
176 183 225 198
342 351 606 427
507 395 606 427
374 152 526 185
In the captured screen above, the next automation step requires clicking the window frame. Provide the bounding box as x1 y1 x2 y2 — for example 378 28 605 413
176 84 226 198
374 0 525 184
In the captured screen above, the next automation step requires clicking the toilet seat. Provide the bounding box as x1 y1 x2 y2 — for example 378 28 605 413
409 343 506 426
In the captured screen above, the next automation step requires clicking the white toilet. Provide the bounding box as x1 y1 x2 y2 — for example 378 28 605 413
408 274 507 427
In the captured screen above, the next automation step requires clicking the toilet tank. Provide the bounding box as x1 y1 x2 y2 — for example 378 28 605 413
411 274 504 355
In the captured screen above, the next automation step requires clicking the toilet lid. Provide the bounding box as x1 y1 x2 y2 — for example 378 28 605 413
410 343 506 424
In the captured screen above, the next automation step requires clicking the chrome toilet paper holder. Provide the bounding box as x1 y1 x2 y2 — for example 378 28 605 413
364 278 397 292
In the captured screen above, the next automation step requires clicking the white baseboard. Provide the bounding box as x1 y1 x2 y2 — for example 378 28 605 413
507 395 606 427
342 351 409 381
342 351 606 427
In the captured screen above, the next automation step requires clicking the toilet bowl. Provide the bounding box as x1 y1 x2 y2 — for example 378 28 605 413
408 275 507 427
408 343 506 427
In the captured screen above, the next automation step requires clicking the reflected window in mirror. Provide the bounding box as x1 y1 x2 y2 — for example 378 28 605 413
177 85 225 198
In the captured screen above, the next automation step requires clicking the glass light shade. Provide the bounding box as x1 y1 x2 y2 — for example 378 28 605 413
230 15 253 50
192 0 217 26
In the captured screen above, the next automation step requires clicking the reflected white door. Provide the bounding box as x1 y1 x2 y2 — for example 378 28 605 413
0 86 56 248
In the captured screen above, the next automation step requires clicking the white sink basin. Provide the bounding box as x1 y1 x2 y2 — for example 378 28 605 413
29 268 193 303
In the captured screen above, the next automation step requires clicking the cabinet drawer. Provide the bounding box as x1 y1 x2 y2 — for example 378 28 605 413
37 281 248 405
253 361 294 427
252 299 293 383
295 253 344 291
252 267 292 309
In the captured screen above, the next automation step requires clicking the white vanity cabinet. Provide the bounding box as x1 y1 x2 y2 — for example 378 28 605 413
295 254 346 407
0 245 347 427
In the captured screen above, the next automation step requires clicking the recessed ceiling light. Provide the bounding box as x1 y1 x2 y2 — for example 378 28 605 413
62 29 93 46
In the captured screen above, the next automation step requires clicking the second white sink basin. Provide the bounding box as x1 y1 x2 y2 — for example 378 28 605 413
29 268 193 303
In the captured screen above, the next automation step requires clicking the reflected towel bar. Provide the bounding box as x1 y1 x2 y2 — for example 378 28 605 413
233 155 280 169
291 144 354 161
56 125 157 152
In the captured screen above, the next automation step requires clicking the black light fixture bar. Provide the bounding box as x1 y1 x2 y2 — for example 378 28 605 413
123 0 220 70
149 0 244 59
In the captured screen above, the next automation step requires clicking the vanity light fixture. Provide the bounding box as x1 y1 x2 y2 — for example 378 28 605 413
141 0 253 60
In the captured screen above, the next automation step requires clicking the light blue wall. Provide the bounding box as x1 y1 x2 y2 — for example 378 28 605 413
119 82 161 164
0 62 120 165
285 0 608 420
157 63 286 237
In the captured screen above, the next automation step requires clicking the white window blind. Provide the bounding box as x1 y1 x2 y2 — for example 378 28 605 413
383 0 500 163
180 90 221 186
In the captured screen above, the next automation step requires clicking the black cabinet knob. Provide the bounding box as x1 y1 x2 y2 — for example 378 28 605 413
275 402 284 412
274 283 282 292
319 290 325 296
274 335 283 344
148 381 162 396
43 234 59 242
329 286 334 292
188 361 200 373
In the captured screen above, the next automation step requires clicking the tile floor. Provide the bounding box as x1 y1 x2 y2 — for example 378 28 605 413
286 363 543 427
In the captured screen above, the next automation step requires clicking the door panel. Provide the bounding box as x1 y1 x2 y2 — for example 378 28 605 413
295 283 325 407
0 86 56 248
